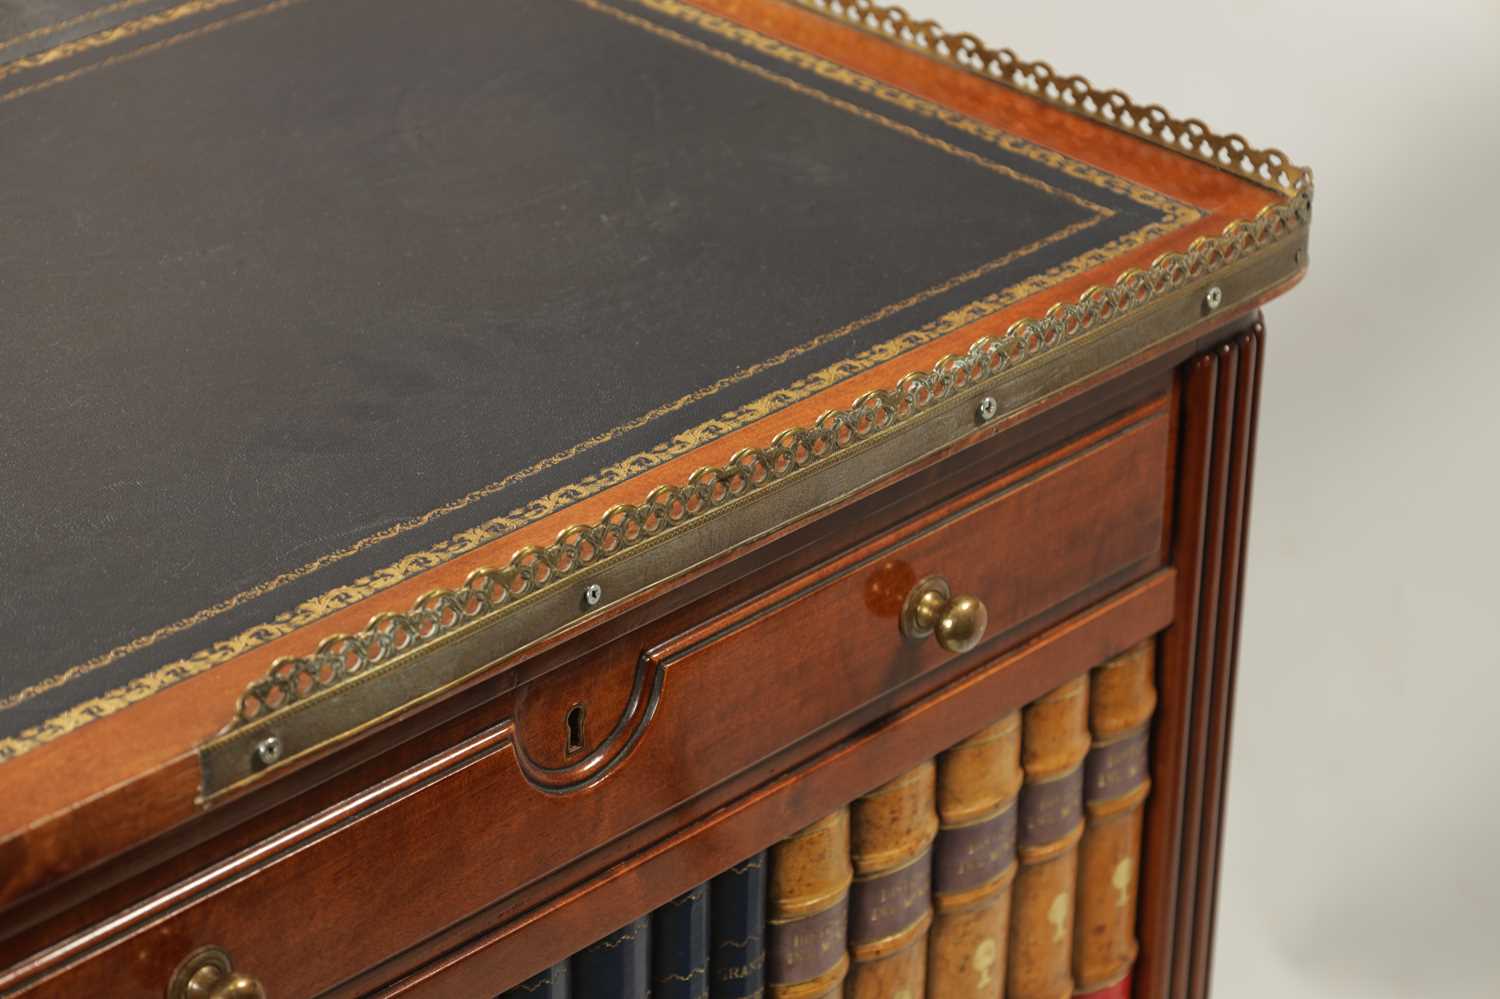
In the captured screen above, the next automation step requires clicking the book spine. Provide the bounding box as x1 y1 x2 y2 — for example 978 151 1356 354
1074 641 1156 997
927 712 1023 999
1008 674 1091 999
766 809 853 999
846 761 939 999
502 962 570 998
710 851 768 998
654 882 711 999
571 916 651 999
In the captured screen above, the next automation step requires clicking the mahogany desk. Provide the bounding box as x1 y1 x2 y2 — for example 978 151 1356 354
0 0 1310 995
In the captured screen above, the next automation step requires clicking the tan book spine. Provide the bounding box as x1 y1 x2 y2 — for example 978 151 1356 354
1074 640 1157 995
766 809 853 999
846 761 939 999
927 712 1023 999
1008 674 1091 999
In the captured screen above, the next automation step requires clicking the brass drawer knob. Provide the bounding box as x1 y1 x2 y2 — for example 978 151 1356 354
168 947 266 999
901 575 987 653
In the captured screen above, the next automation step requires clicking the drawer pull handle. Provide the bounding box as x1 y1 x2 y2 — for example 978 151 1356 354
901 575 987 654
168 946 266 999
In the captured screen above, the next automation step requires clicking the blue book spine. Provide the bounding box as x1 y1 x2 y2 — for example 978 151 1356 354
653 882 711 998
501 961 569 998
709 851 768 998
570 917 651 999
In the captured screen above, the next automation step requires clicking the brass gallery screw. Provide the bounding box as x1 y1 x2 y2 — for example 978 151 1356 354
253 735 283 768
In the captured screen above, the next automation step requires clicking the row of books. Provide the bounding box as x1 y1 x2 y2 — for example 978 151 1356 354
501 640 1156 998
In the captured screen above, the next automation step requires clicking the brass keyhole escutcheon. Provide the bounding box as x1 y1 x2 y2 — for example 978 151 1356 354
168 946 266 999
901 575 988 654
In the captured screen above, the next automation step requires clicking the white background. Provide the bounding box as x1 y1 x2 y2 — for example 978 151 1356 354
910 1 1500 995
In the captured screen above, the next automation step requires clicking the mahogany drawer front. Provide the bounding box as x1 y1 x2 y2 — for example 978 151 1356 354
21 402 1169 997
633 403 1169 780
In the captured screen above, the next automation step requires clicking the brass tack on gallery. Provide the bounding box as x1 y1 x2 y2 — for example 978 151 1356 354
253 735 282 768
976 396 999 423
1204 286 1224 311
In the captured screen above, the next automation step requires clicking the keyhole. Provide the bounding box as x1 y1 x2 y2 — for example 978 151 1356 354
565 704 586 756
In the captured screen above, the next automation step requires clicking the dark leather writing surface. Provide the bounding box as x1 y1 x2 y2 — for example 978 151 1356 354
0 0 1186 754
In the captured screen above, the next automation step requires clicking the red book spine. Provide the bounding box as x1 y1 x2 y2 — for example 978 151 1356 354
1075 972 1133 999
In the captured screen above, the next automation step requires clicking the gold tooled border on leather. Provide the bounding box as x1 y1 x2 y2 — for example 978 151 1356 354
0 0 1312 783
0 0 160 55
198 10 1314 797
0 0 1197 762
198 197 1310 799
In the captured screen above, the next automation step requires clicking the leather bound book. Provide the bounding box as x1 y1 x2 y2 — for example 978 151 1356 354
501 962 569 998
654 882 711 999
570 917 651 999
1074 641 1157 998
766 810 853 999
847 761 939 999
710 852 768 998
928 713 1024 999
1009 675 1091 999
